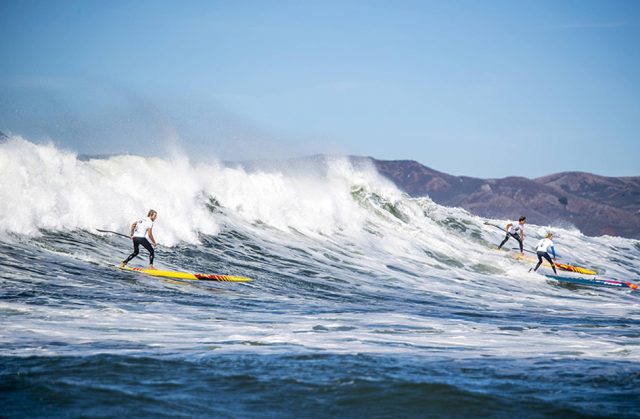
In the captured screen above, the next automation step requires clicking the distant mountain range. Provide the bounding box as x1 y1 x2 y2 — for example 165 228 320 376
370 158 640 240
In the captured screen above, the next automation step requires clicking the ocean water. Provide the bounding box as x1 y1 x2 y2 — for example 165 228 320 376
1 137 639 418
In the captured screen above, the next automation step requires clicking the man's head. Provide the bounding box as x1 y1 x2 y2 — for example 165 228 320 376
518 216 526 224
148 209 158 221
545 232 553 239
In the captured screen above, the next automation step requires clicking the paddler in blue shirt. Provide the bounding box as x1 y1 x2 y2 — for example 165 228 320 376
497 216 526 254
121 209 158 270
530 232 558 274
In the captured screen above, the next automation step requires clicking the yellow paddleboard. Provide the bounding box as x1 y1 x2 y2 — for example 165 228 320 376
512 253 597 275
118 266 252 282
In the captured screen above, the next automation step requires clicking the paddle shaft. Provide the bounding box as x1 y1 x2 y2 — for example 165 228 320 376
97 229 163 251
96 229 130 239
512 247 537 255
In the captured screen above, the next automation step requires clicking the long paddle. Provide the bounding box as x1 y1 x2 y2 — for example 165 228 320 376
96 229 130 239
483 222 505 231
96 229 163 252
512 247 536 255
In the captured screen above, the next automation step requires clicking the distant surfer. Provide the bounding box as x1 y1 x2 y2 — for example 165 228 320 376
497 216 526 253
121 209 158 269
530 232 557 274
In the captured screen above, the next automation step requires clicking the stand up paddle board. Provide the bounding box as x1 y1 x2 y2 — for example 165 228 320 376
544 274 637 290
514 253 597 275
553 262 597 276
118 266 252 282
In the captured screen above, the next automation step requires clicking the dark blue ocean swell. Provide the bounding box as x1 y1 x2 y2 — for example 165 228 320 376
2 354 638 418
2 222 640 418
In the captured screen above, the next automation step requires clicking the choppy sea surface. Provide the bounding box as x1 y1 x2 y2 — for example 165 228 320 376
1 137 639 418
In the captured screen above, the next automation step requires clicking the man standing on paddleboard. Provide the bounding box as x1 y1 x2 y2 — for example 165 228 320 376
530 232 557 275
121 209 158 270
497 216 526 254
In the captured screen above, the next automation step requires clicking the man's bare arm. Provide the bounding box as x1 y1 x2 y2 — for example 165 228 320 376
148 228 157 246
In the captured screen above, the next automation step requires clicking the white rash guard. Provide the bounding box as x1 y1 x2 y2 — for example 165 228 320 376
133 217 154 239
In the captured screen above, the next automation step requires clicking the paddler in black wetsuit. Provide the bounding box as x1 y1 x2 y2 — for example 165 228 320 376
121 209 158 269
530 232 558 274
497 216 526 254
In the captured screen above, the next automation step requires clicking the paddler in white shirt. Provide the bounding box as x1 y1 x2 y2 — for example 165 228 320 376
497 216 526 254
530 232 558 274
121 209 158 270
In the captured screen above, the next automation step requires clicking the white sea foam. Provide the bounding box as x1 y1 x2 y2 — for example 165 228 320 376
0 137 399 244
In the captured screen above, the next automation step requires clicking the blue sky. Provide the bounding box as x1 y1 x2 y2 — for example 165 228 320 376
1 0 639 177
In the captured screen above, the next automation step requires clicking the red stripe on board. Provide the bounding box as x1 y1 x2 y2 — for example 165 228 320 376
194 273 231 281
